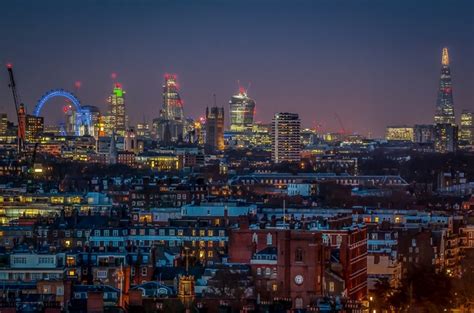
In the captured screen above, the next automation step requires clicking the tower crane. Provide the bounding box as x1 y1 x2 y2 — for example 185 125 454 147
6 64 25 154
334 113 347 135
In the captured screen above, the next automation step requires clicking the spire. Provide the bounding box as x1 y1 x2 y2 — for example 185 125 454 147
442 47 449 66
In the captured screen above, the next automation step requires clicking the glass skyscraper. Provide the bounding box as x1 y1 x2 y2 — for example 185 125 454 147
162 74 184 121
434 47 455 125
106 83 127 136
229 88 255 132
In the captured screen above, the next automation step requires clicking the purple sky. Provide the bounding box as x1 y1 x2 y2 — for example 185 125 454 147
0 0 473 137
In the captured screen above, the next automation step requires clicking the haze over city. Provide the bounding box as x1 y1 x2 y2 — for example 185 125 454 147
1 0 473 136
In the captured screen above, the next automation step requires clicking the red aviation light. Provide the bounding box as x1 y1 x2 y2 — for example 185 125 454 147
75 81 82 89
111 72 117 80
6 63 13 69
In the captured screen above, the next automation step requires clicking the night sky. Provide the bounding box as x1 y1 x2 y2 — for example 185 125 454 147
0 0 473 137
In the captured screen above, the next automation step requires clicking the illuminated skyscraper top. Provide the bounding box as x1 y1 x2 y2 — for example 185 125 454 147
162 74 184 121
229 87 256 132
106 83 127 136
434 47 455 125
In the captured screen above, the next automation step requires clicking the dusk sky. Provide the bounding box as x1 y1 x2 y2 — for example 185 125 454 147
0 0 473 136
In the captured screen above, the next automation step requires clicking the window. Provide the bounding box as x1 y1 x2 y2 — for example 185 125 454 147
113 230 118 237
94 230 100 236
208 230 214 236
169 229 175 236
208 251 213 258
295 298 303 309
266 233 272 245
336 235 342 246
252 233 258 243
329 282 335 292
257 268 262 276
141 267 147 276
322 235 330 245
265 268 271 276
104 230 109 237
295 248 303 262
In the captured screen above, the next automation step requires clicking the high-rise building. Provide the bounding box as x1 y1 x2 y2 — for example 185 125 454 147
0 113 8 136
155 74 185 142
106 83 127 136
271 112 301 163
414 124 435 144
162 74 184 121
136 122 151 138
434 48 455 125
459 110 474 145
205 107 225 153
385 126 414 141
25 115 44 142
435 123 458 153
229 87 256 132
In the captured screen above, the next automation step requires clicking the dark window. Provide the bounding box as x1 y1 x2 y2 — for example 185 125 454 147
295 248 303 262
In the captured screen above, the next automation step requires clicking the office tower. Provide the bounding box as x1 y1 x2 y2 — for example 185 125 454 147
155 74 185 142
162 74 184 121
385 126 414 141
229 87 256 132
271 112 301 163
136 122 151 138
80 105 101 138
205 107 225 153
25 115 44 142
414 124 435 144
434 48 455 125
124 129 137 153
106 83 127 136
435 123 458 153
459 110 474 145
0 113 7 135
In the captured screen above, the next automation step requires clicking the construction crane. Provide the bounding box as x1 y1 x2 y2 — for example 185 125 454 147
6 64 25 154
334 113 347 135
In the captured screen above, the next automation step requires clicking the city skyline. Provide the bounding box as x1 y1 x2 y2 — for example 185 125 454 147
0 0 473 136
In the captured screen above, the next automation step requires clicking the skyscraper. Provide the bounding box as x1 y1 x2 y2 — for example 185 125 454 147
162 74 184 121
106 83 127 137
155 74 185 142
435 123 458 153
434 48 455 125
459 110 474 145
229 87 256 132
0 113 8 136
271 112 301 163
205 106 225 153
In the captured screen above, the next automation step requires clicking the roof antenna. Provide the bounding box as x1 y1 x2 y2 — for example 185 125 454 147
246 82 252 94
213 93 217 107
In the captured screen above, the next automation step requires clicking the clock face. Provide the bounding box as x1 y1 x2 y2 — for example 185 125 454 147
294 274 304 285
